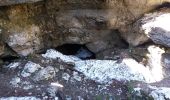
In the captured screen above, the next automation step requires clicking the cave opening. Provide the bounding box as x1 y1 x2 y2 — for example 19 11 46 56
55 44 96 60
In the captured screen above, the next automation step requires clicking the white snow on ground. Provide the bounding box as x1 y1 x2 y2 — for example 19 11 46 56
42 49 157 84
42 49 81 63
21 61 42 77
150 87 170 100
0 97 41 100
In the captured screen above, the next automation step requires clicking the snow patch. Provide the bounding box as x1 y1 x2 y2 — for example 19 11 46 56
42 49 81 63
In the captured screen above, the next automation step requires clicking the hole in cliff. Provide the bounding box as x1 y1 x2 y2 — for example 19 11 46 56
55 44 96 60
156 2 170 10
1 56 19 63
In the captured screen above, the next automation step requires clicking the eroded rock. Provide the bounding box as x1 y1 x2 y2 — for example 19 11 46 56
121 8 170 46
33 66 56 82
0 0 42 6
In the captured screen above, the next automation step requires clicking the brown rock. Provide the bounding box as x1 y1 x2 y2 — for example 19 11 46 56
0 0 42 6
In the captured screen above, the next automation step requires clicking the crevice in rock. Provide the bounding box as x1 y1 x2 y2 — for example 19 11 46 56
116 38 129 49
0 43 19 63
1 56 19 63
155 2 170 10
55 44 96 60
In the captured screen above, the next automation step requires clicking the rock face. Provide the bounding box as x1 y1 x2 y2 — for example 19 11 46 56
0 0 169 56
0 0 42 6
0 4 44 56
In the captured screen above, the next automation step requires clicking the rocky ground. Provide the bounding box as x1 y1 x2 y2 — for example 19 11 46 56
0 47 170 100
1 0 170 100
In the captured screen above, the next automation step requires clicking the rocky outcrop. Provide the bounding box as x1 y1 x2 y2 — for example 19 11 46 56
0 0 169 56
1 0 170 99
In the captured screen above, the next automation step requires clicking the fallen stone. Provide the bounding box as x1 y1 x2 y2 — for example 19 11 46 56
21 61 42 77
33 66 56 82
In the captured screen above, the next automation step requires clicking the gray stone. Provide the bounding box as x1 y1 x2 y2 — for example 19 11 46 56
33 66 56 82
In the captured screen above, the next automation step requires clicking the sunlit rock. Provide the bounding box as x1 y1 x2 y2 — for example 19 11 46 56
75 58 154 84
42 49 81 63
121 8 170 46
147 45 165 81
150 87 170 100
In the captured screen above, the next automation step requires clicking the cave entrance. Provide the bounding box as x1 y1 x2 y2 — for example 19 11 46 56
55 44 96 60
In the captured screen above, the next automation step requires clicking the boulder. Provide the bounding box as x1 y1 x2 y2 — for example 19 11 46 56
0 4 44 56
120 8 170 46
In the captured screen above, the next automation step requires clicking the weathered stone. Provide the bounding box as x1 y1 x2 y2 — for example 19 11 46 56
21 61 42 77
121 8 170 46
161 53 170 77
0 4 45 56
120 24 150 46
0 0 169 55
142 9 170 47
0 0 42 6
33 66 56 82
